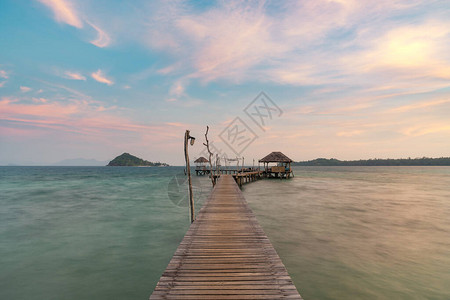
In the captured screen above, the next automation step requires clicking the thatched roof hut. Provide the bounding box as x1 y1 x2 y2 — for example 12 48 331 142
194 157 209 163
194 157 210 176
259 152 293 163
259 152 294 178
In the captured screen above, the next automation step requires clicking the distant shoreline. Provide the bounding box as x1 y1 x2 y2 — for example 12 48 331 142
292 157 450 166
3 157 450 167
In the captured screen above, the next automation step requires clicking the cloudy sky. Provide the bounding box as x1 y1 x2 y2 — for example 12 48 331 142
1 0 449 165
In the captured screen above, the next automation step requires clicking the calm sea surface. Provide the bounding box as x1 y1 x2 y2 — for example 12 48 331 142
1 166 449 299
243 166 450 300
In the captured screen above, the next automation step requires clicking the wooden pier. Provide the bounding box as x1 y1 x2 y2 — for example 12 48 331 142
233 171 262 187
196 168 246 176
150 175 302 299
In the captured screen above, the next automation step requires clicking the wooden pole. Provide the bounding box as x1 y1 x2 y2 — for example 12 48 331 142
216 154 219 176
184 130 195 223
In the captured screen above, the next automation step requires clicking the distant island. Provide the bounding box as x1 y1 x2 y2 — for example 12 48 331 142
293 157 450 166
107 153 169 167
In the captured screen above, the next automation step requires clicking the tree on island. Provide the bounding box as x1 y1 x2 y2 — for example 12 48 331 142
107 153 168 166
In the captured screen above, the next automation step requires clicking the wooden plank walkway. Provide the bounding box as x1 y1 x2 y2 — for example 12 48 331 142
150 175 302 299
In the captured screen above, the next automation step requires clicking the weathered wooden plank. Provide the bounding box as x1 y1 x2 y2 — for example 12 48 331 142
150 175 302 299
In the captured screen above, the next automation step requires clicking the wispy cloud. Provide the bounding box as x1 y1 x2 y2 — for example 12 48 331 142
400 124 450 137
157 64 177 75
169 80 185 97
0 69 8 88
64 71 86 80
120 0 449 97
13 1 450 162
20 86 32 93
87 21 112 48
37 0 111 48
37 0 83 28
390 99 450 113
32 97 49 103
91 70 114 85
35 0 450 93
0 70 8 79
337 130 364 137
37 1 450 92
342 20 450 88
37 79 91 99
0 95 191 153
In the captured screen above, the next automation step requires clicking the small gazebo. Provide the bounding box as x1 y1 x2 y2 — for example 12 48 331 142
194 157 209 176
259 151 294 178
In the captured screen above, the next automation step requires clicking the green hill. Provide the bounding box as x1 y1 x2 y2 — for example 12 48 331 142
107 153 168 166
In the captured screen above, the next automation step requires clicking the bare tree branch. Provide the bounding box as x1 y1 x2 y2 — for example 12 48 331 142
203 126 216 186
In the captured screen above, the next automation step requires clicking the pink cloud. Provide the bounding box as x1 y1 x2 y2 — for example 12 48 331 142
346 20 450 80
0 126 52 137
169 80 185 96
87 21 111 48
389 99 450 113
165 122 187 127
0 70 8 79
64 71 86 80
0 97 189 145
20 86 32 93
126 0 450 99
337 130 364 137
0 98 79 118
38 0 111 48
38 0 83 28
91 69 114 85
32 97 49 103
401 124 450 137
157 65 177 75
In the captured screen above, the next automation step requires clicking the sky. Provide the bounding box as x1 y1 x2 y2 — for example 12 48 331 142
0 0 449 165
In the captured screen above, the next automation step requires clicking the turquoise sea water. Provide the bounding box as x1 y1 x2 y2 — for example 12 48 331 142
0 166 211 300
243 166 450 300
1 166 449 299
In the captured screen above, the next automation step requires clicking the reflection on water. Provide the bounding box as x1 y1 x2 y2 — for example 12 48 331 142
243 166 450 299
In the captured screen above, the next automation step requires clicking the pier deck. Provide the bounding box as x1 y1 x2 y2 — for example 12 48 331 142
150 175 302 299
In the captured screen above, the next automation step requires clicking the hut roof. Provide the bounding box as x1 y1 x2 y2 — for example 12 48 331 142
194 157 209 163
259 151 293 163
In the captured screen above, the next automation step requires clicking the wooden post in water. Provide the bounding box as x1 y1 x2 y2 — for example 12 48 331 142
215 154 219 177
184 130 195 223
